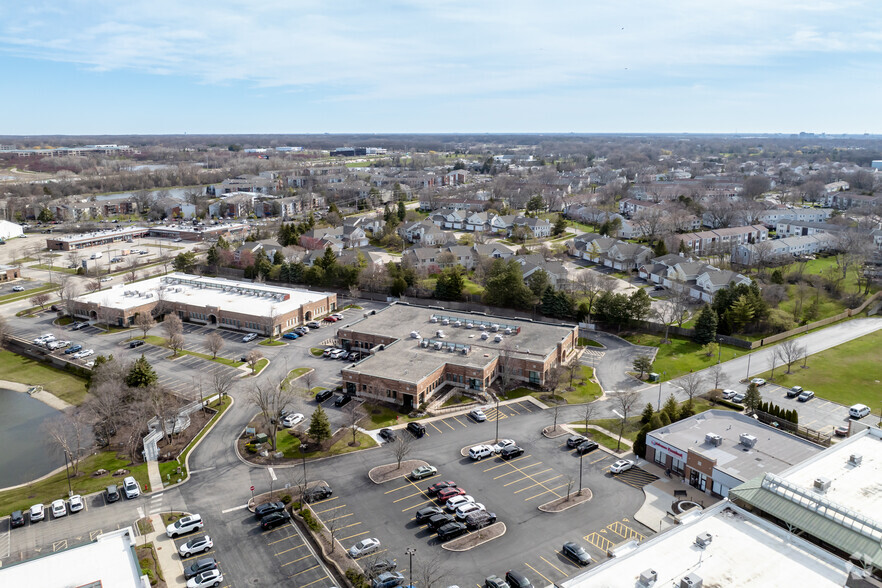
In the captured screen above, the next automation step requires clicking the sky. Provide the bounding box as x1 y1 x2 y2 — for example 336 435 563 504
1 0 881 135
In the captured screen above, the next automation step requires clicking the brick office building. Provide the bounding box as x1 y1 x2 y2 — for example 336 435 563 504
339 303 578 410
70 272 336 335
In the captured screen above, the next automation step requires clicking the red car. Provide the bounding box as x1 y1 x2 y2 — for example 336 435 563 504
323 316 338 322
427 481 457 496
437 487 466 502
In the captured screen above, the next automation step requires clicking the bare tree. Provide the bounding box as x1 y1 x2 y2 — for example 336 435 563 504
388 435 413 469
205 332 224 359
247 383 295 451
135 312 156 339
675 372 706 407
86 379 127 438
564 475 576 502
346 403 363 446
85 279 101 293
246 349 264 374
322 507 345 554
581 400 597 434
610 390 641 451
0 314 8 349
123 398 154 462
66 250 83 269
149 386 185 446
653 302 680 344
162 313 183 340
301 370 315 397
97 303 116 331
126 257 139 284
43 411 90 477
29 292 50 310
168 332 185 356
496 340 517 396
776 339 805 374
412 551 452 588
710 363 724 390
575 270 613 323
212 370 236 402
58 276 79 317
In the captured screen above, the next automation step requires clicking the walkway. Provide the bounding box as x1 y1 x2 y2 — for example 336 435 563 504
147 460 165 493
140 514 185 587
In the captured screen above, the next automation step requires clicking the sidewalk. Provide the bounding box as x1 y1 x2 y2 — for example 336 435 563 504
147 460 165 493
632 461 720 533
140 513 185 587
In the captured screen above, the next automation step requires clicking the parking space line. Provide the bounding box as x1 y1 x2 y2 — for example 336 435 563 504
393 490 426 503
181 550 215 562
584 531 615 552
52 539 68 552
384 485 411 495
340 531 368 541
314 503 346 514
274 544 306 556
506 403 523 415
540 555 568 577
280 553 314 567
485 454 532 472
524 562 553 586
267 535 295 546
525 482 569 501
590 455 609 464
89 530 102 541
287 564 321 576
323 513 353 523
356 548 387 561
428 421 444 434
513 474 561 494
300 576 331 588
504 468 552 487
401 499 432 512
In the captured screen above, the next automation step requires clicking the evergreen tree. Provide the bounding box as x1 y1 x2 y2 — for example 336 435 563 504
662 393 679 423
390 276 408 297
640 403 654 425
273 250 285 266
527 270 551 297
206 245 219 269
770 269 784 284
659 410 672 427
693 304 718 344
790 410 798 425
593 290 631 330
173 251 198 273
628 289 652 322
316 247 337 271
289 262 305 283
482 258 534 310
653 239 668 256
126 354 158 388
434 267 464 301
216 236 230 250
633 424 650 458
649 414 663 430
552 214 567 236
308 404 332 443
678 402 695 420
743 382 762 413
633 356 653 378
397 201 406 221
727 294 755 333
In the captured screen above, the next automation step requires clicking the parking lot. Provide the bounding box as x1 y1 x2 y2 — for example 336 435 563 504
750 381 876 435
307 400 648 587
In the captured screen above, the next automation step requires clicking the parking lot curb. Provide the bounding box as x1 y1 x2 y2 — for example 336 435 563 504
367 460 429 484
538 490 593 513
294 503 359 584
441 522 506 552
174 395 235 488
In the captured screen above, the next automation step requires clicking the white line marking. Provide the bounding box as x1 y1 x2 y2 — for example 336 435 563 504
221 504 249 514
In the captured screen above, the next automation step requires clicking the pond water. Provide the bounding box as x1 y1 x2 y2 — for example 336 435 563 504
0 388 66 488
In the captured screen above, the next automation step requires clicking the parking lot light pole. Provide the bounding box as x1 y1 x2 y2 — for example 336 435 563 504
406 546 416 587
63 450 73 497
578 449 584 495
494 396 500 444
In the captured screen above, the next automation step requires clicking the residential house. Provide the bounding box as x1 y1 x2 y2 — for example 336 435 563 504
508 216 552 238
429 208 467 230
826 192 882 211
472 243 516 260
602 241 653 271
672 225 768 256
732 234 838 265
638 254 751 303
513 254 570 288
619 198 656 217
775 220 848 238
756 206 833 227
214 175 278 196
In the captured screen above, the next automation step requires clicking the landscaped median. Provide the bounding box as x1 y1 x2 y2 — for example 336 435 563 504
538 489 593 513
368 460 429 484
133 335 245 368
441 522 506 552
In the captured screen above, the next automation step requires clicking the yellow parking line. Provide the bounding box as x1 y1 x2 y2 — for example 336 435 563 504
590 455 609 464
323 513 353 523
402 500 432 512
268 535 295 546
525 483 570 501
541 555 568 577
429 421 443 433
181 550 215 562
300 576 331 588
274 544 305 556
288 564 321 576
507 403 523 414
315 503 346 514
340 531 368 541
514 475 562 494
280 553 314 567
452 416 468 427
393 490 426 503
384 485 411 495
356 549 387 561
502 474 530 486
337 521 362 531
524 562 553 586
310 496 338 505
442 419 456 430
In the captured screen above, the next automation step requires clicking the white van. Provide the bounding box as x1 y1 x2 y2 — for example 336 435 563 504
468 444 494 461
849 404 871 419
90 252 103 259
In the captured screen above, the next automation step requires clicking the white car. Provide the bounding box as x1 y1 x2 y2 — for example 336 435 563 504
610 459 634 474
178 535 213 557
29 503 45 522
123 476 140 499
73 349 94 359
330 349 347 359
51 499 67 518
12 285 25 291
47 340 70 351
492 439 516 454
166 514 204 538
454 502 485 520
348 537 381 558
331 313 344 320
750 378 767 387
721 389 737 400
34 334 56 345
445 495 475 512
469 408 487 422
281 413 304 428
100 276 112 282
84 360 96 369
186 569 223 588
242 333 257 342
69 495 84 513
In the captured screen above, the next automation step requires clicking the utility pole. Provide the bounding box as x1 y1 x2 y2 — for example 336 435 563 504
406 547 416 587
578 449 584 495
494 396 500 444
64 450 73 497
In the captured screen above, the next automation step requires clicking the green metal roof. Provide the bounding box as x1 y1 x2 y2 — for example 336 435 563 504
730 475 882 569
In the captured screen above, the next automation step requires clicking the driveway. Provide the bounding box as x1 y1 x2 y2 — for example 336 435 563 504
582 332 656 393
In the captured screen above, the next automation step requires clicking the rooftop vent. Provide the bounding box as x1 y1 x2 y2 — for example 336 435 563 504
494 334 503 342
433 341 443 350
480 332 489 340
491 324 500 332
705 433 722 447
849 454 863 467
420 339 429 348
441 319 449 326
814 477 831 493
465 323 474 329
695 533 712 548
461 347 469 355
680 574 703 588
436 330 444 338
430 316 438 323
639 569 658 587
453 320 461 327
504 327 512 335
739 434 757 448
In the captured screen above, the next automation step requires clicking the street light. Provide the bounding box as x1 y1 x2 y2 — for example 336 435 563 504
63 450 73 497
406 546 416 587
578 448 584 495
494 396 500 445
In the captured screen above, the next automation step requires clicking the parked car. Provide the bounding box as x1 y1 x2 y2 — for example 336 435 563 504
260 511 290 530
179 535 213 557
281 413 304 428
69 495 84 513
798 390 815 402
849 404 871 419
105 484 120 502
787 386 804 398
567 435 588 448
750 378 767 387
12 285 25 292
323 348 341 358
315 389 334 403
610 459 634 474
500 445 524 460
348 538 381 558
721 389 738 400
29 504 45 522
254 501 286 519
282 332 299 340
372 571 405 588
323 316 338 322
406 421 426 438
505 570 533 588
129 339 145 348
486 575 511 588
330 349 347 359
410 465 438 480
732 393 746 403
437 487 466 502
242 333 257 342
65 344 83 354
379 428 396 442
10 510 25 528
186 569 223 588
492 439 516 453
294 326 309 335
306 321 321 329
416 506 445 523
123 476 140 499
445 495 475 512
428 513 456 530
469 444 494 460
465 510 497 530
455 502 486 520
562 541 592 566
51 499 67 518
469 408 487 422
70 322 88 330
835 425 850 437
166 514 204 538
437 521 468 541
427 481 457 496
331 313 344 320
184 558 218 580
334 394 352 407
304 485 333 503
575 440 599 454
368 558 398 575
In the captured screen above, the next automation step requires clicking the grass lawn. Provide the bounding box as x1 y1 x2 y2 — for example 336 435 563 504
0 451 151 516
140 337 244 367
361 403 419 429
559 366 602 403
578 337 603 347
0 284 56 304
566 426 624 452
622 333 750 382
250 358 269 375
776 283 848 322
279 430 378 459
310 347 325 357
0 350 89 405
55 316 73 326
30 264 78 274
282 367 312 390
259 339 286 347
441 394 472 408
463 278 484 296
753 329 882 408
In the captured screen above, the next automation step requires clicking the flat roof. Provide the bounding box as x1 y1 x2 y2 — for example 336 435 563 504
48 226 149 243
0 527 147 587
649 410 823 481
564 503 850 587
150 223 248 234
341 303 575 385
75 272 331 316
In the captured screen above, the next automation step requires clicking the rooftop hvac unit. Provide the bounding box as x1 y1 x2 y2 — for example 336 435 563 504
494 334 503 342
705 433 723 447
680 574 703 588
441 319 449 325
465 323 474 329
420 339 429 348
430 316 438 323
695 533 712 548
447 344 455 352
491 324 500 332
814 477 831 492
436 329 445 338
849 454 863 466
481 332 489 340
504 327 512 335
739 434 757 448
638 569 658 587
433 341 443 350
410 331 421 339
453 320 461 327
461 347 469 355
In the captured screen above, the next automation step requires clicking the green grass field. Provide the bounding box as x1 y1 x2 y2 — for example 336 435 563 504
622 333 750 381
278 430 378 458
0 284 57 305
361 404 419 429
754 328 882 408
0 350 89 405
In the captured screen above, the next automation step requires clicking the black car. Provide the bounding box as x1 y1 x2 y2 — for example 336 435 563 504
368 558 398 575
485 576 510 588
576 440 599 454
562 541 592 566
129 339 144 348
379 428 396 442
304 485 333 503
567 435 588 448
406 421 426 438
505 570 533 588
426 480 457 496
10 510 25 528
465 511 497 530
334 394 351 407
500 445 524 460
428 513 456 530
260 511 290 530
437 521 468 541
315 389 334 403
254 501 286 519
415 506 444 523
184 557 218 580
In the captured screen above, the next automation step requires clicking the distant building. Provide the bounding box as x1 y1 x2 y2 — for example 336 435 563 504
0 264 21 282
0 219 24 240
872 160 882 170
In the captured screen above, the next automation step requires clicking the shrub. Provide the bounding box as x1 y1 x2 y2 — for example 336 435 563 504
300 508 322 532
346 568 370 588
280 494 292 505
716 399 744 411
